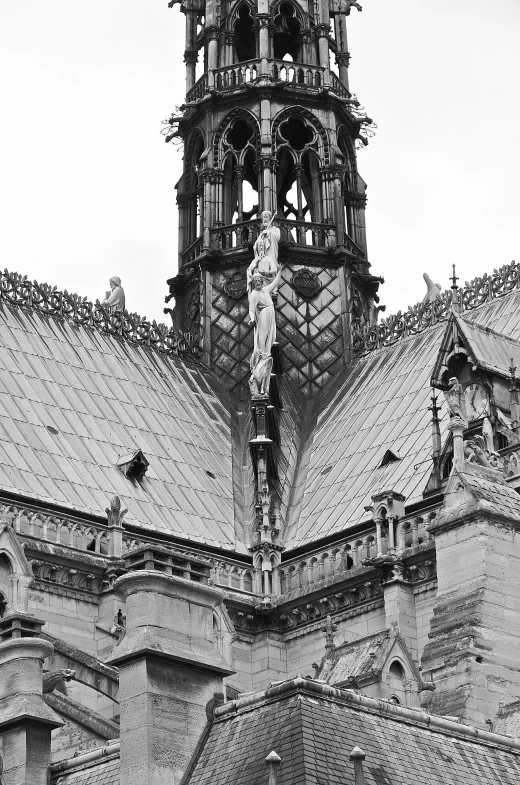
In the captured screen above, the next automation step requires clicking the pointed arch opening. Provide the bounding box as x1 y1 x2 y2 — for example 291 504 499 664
273 2 301 61
234 3 256 62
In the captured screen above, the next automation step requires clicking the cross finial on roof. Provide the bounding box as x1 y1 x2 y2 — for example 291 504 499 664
322 614 337 651
450 264 461 312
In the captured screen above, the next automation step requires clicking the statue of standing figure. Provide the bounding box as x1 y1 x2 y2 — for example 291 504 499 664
247 211 281 295
247 212 282 397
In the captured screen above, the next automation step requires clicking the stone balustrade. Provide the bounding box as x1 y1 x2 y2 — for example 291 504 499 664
277 516 433 595
270 60 325 90
213 61 259 91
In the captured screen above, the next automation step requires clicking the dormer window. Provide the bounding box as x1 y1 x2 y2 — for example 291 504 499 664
117 449 149 482
380 450 401 468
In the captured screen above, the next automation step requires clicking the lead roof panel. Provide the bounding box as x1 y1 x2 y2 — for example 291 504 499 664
0 303 240 552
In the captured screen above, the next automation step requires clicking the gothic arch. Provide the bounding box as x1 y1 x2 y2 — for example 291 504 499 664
271 106 330 165
227 0 255 30
213 108 260 167
271 0 306 30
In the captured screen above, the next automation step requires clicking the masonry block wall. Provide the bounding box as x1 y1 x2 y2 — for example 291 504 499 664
422 511 520 727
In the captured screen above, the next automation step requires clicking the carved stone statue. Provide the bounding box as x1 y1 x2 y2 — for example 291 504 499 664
422 273 442 303
339 0 363 13
248 268 282 356
443 377 466 422
248 266 282 398
102 276 125 313
250 211 280 284
43 668 76 693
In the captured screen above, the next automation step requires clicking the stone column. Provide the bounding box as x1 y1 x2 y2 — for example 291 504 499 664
0 617 62 785
447 415 466 466
107 570 234 785
383 575 418 662
207 26 219 88
316 23 331 85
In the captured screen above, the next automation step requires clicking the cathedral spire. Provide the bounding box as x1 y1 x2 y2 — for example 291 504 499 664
166 0 380 397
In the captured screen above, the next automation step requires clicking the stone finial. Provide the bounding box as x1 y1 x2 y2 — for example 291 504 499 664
422 273 442 303
266 751 281 785
322 615 337 651
106 495 127 528
349 746 367 785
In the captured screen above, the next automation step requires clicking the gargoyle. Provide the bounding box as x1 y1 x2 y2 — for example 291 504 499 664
43 669 76 693
340 0 363 13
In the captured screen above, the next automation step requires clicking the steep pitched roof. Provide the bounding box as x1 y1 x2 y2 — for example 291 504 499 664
286 325 448 548
286 288 520 549
0 301 240 552
317 627 421 688
455 315 520 376
435 463 520 530
189 677 520 785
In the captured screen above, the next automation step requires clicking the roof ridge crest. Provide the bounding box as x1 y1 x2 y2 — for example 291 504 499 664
353 260 520 357
0 268 201 365
214 676 520 752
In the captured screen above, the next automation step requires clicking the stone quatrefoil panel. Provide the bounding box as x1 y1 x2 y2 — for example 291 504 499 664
211 266 344 397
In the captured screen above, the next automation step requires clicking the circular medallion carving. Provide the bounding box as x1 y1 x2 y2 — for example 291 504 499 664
224 272 247 299
291 268 321 299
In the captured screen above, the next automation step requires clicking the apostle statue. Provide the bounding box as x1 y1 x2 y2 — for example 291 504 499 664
248 264 282 397
102 276 126 313
247 211 280 294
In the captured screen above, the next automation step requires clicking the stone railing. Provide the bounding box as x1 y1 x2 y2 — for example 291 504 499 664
330 73 350 99
1 504 110 555
277 516 432 595
279 218 336 247
211 220 261 251
182 235 205 266
214 61 259 91
270 60 325 90
0 269 200 361
186 74 208 103
353 261 520 356
210 217 336 253
183 59 351 102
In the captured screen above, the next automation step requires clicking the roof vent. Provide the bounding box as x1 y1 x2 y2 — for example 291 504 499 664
380 450 401 468
117 449 149 482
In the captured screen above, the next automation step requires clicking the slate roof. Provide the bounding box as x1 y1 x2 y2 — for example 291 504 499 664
0 302 240 552
52 751 119 785
318 630 390 685
455 315 520 378
439 464 520 527
189 677 520 785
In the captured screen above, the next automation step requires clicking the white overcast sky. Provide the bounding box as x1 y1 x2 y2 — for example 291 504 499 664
1 0 519 325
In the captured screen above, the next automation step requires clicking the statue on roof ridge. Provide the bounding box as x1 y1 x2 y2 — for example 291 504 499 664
102 276 125 313
422 273 442 303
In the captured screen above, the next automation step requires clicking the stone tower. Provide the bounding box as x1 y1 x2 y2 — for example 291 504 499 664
166 0 381 397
